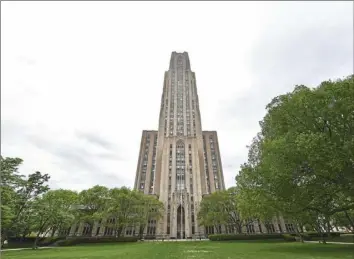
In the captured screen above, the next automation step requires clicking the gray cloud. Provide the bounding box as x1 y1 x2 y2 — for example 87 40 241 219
75 131 114 150
1 2 352 190
219 18 352 131
214 2 353 186
1 120 126 190
52 146 98 172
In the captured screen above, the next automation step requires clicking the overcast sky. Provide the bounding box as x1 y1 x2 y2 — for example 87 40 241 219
1 2 353 191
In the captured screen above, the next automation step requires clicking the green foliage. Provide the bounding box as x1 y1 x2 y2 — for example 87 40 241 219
1 157 24 233
29 189 79 247
332 210 354 232
0 157 51 243
103 188 164 237
134 193 164 237
56 236 138 246
198 187 254 233
208 233 283 241
235 75 354 235
78 185 110 223
31 189 78 243
198 191 230 229
0 156 163 247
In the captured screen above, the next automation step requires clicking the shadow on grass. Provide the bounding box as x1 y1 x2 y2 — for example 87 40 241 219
263 243 354 256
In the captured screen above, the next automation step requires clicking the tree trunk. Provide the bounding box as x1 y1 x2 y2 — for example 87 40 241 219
51 227 56 237
33 231 42 249
236 223 242 234
1 232 8 247
314 219 326 244
326 219 332 234
294 225 304 243
344 210 354 233
214 225 219 234
117 226 123 238
318 222 326 244
139 225 145 239
299 224 304 233
43 227 53 238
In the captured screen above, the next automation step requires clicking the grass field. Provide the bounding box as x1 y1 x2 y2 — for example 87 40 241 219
2 241 353 259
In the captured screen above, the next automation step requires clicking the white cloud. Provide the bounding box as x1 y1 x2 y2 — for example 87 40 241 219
1 2 352 191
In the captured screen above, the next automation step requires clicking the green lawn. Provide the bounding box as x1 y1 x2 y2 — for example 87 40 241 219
2 241 353 259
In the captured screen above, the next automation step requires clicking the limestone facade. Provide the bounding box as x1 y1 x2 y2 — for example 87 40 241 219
134 52 226 239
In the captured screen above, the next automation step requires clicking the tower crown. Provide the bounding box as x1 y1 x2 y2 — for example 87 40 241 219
169 51 191 70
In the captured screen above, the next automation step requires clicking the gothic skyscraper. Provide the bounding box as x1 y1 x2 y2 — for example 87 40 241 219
134 52 225 239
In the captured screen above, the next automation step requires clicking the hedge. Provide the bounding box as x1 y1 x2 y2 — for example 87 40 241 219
7 237 45 243
289 232 341 241
208 233 343 242
38 236 67 246
282 234 296 242
208 234 284 241
56 236 139 246
305 232 341 238
143 236 156 240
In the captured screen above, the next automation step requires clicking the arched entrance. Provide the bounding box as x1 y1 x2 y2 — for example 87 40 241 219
177 205 185 239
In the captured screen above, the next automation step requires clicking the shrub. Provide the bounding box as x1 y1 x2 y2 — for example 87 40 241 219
302 232 341 239
2 237 46 248
56 236 138 246
209 234 283 241
282 234 296 242
329 232 341 238
144 236 156 240
7 237 45 243
300 233 312 241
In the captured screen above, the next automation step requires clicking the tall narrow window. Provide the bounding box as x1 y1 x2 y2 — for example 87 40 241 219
176 140 185 190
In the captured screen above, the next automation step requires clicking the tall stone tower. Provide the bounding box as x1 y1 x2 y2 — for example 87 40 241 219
134 52 225 239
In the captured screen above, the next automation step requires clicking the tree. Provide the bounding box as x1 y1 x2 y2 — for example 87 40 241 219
30 189 79 248
198 192 228 233
11 171 51 238
1 157 24 241
46 189 79 237
77 185 110 233
135 194 164 238
104 187 142 237
0 157 51 244
235 75 354 243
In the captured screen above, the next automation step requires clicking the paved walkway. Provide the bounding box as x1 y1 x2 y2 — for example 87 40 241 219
1 247 57 252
